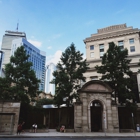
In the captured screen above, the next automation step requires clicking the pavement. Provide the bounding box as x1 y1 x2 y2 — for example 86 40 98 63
0 130 140 138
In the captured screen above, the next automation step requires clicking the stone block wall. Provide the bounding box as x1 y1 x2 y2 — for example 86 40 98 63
0 102 20 134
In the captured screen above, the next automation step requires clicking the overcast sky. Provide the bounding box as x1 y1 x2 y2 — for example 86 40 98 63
0 0 140 65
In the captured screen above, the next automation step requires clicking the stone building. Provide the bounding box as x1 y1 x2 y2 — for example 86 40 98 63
84 24 140 85
0 102 20 134
74 80 119 132
74 24 140 132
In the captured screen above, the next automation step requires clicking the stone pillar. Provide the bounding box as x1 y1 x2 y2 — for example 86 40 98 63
81 93 89 132
106 96 114 132
111 105 119 132
74 101 82 132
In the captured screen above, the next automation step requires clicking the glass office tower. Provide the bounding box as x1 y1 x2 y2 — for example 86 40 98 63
11 38 46 92
45 63 56 95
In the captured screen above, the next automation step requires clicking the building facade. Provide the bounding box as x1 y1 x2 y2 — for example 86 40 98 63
84 24 140 79
84 24 140 100
1 30 26 68
45 63 56 95
11 38 46 92
74 24 140 133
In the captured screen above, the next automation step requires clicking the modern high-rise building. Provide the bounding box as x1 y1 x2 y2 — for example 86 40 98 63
1 30 26 68
11 38 46 92
45 63 56 95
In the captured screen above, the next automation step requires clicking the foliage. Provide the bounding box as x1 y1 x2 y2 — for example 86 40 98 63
138 61 140 73
0 77 13 100
36 98 54 108
126 101 138 113
51 43 89 107
0 46 40 104
95 42 135 104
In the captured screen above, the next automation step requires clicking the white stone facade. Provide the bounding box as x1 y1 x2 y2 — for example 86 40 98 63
83 24 140 87
74 24 140 132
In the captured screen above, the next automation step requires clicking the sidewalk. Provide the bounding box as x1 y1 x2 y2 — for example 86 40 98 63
0 131 140 138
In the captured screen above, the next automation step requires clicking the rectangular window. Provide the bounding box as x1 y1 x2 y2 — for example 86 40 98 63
118 41 124 50
90 52 94 58
90 45 94 50
99 44 104 58
130 46 135 52
129 38 134 44
99 44 104 49
100 52 104 58
91 76 98 80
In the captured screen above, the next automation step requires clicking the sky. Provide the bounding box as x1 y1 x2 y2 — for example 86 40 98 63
0 0 140 65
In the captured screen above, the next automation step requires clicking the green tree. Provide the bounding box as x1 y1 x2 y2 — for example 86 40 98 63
51 43 89 107
1 46 40 103
0 77 13 100
138 61 140 73
95 42 135 105
36 98 54 108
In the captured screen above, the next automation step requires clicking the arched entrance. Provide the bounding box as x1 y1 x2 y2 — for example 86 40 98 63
90 100 103 132
74 80 119 133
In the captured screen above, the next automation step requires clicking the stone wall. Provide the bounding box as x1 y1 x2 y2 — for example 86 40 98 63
0 102 20 134
74 80 119 133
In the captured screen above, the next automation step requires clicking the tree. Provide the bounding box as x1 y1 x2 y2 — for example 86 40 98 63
0 77 13 100
95 42 135 105
51 43 89 107
138 61 140 73
1 46 40 104
36 98 54 108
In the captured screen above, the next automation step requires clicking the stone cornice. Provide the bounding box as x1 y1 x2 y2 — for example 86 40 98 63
98 24 127 34
86 63 139 72
84 28 140 43
86 53 140 64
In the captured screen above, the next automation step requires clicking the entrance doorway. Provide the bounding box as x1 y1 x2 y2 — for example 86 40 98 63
90 100 103 132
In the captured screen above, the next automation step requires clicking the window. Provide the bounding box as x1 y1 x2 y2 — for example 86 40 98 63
99 44 104 50
130 46 135 52
100 52 104 58
90 52 94 58
129 38 134 44
99 44 104 58
90 45 94 50
118 41 124 51
90 76 98 80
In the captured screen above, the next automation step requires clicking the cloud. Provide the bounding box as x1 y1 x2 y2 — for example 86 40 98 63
28 39 42 48
47 46 52 50
46 50 62 65
46 50 86 66
82 54 86 60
